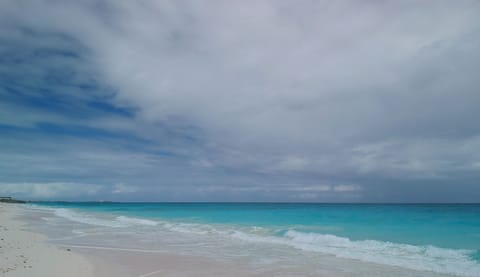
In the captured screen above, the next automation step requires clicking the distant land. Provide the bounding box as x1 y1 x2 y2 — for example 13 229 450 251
0 197 26 204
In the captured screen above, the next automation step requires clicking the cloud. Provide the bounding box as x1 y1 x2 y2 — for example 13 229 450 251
112 183 139 194
333 184 362 192
71 0 480 178
0 182 102 199
0 1 479 201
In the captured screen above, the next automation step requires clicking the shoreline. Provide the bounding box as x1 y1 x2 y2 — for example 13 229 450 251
0 203 94 277
2 203 468 277
1 204 263 277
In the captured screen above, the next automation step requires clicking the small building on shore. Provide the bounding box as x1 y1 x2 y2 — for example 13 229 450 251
0 197 26 203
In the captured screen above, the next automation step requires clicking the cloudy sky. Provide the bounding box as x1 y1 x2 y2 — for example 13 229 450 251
1 0 479 202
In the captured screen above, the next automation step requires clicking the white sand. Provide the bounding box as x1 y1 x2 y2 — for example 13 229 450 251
0 203 94 277
0 203 254 277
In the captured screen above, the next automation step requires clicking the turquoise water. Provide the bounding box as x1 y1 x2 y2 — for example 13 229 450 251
34 202 480 250
31 202 480 276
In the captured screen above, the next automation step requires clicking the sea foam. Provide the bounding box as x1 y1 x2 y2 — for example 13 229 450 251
116 215 158 226
47 206 480 277
230 229 480 277
283 230 480 277
53 208 159 228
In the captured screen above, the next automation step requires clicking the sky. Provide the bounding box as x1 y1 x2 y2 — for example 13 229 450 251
1 0 479 202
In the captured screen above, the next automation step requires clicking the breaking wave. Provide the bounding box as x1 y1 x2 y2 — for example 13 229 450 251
47 206 480 277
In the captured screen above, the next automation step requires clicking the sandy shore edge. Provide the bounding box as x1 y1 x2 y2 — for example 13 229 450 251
0 203 94 277
0 203 257 277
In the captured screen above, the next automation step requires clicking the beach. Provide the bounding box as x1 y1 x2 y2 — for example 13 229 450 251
1 202 479 277
0 203 93 277
0 203 259 276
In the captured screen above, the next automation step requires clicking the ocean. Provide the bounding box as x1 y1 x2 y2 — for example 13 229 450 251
25 203 480 276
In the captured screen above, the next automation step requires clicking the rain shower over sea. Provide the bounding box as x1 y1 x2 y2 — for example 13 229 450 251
26 202 480 276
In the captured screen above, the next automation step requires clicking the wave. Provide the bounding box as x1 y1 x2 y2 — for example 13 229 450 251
53 208 129 227
116 215 158 226
231 230 480 277
155 221 480 276
53 208 159 228
285 230 480 277
45 206 480 277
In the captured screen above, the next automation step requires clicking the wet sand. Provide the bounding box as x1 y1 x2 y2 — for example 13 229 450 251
0 203 93 277
0 204 259 277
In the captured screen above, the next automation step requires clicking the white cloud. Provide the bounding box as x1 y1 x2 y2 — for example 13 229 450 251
0 182 102 199
333 184 362 192
198 183 357 193
73 0 479 179
112 183 139 194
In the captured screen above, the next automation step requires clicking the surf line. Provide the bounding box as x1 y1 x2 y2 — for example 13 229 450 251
47 230 110 242
138 269 164 277
47 233 88 242
54 243 165 253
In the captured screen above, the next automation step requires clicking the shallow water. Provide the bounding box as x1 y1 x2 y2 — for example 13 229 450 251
24 203 480 276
